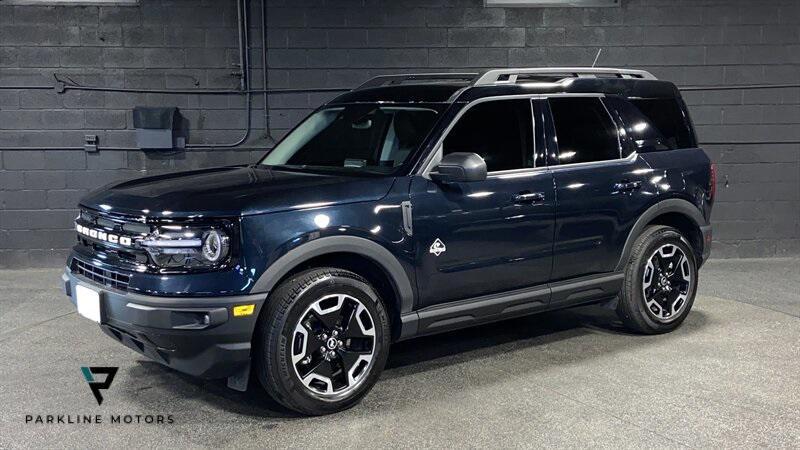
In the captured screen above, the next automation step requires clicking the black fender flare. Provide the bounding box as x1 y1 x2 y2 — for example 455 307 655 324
250 236 415 314
614 198 707 271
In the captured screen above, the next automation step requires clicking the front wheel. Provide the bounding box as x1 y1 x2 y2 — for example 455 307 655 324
617 225 699 334
254 268 391 415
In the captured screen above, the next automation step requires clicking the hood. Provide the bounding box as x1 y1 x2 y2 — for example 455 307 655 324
79 166 396 218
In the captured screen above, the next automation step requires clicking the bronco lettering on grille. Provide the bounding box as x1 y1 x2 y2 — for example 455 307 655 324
76 223 133 247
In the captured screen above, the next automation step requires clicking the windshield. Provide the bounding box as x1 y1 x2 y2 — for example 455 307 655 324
259 104 441 175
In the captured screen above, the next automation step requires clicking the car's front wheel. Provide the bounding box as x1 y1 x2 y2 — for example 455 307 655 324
617 225 699 334
254 267 391 415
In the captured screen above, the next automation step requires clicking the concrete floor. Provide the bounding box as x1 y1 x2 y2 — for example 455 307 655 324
1 259 798 449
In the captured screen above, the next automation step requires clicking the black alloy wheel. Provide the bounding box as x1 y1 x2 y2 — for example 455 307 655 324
254 268 391 415
617 225 699 334
641 243 692 323
290 293 376 397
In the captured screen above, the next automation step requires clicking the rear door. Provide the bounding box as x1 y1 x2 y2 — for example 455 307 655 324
545 96 653 281
411 98 555 307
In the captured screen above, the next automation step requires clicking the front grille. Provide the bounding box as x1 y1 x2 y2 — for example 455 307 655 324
71 259 131 291
76 208 151 266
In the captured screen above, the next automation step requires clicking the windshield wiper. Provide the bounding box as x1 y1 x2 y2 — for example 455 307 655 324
265 164 388 177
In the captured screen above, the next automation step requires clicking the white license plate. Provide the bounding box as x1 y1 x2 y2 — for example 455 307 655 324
75 285 102 323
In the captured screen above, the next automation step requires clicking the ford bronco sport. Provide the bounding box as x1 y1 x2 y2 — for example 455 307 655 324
63 67 714 415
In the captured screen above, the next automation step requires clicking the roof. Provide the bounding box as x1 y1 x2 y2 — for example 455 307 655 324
329 83 468 104
328 67 681 105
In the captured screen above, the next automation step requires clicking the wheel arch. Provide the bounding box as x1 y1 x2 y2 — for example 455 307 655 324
615 199 707 271
251 236 415 336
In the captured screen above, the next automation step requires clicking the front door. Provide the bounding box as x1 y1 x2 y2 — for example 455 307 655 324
411 99 555 308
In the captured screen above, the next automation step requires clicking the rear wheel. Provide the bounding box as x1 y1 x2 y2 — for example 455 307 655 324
617 225 698 334
254 268 391 415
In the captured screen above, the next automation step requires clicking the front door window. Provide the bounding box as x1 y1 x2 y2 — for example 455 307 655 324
443 99 535 172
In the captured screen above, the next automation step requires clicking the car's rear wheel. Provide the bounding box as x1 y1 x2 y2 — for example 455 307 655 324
617 225 698 334
254 267 391 415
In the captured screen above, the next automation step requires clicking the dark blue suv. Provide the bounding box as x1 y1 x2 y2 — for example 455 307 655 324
63 68 714 415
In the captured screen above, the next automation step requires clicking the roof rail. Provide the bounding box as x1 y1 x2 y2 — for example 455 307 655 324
357 73 479 90
474 67 657 86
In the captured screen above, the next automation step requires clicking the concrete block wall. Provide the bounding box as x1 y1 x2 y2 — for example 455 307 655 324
0 0 798 267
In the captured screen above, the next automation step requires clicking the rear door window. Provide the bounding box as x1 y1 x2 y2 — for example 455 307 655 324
548 97 621 165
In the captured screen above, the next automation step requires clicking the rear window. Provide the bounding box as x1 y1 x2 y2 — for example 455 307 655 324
629 98 696 150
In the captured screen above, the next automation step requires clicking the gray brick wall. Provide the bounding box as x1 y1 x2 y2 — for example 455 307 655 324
0 0 798 267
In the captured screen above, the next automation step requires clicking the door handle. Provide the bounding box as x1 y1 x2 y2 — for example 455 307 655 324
615 180 642 192
513 192 546 204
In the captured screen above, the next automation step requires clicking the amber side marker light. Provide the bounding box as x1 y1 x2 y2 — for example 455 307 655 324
232 304 255 317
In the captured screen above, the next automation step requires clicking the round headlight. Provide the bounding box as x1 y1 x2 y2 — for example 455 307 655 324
201 229 229 263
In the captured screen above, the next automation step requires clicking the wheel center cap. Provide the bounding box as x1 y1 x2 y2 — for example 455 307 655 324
326 337 338 350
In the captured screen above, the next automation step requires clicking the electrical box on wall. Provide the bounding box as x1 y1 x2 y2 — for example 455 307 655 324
485 0 619 6
132 107 182 150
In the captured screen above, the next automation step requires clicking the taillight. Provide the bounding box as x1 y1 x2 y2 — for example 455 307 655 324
709 163 717 201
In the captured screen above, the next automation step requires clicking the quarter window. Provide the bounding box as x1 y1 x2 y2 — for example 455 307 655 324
443 99 534 172
549 97 620 164
629 98 696 150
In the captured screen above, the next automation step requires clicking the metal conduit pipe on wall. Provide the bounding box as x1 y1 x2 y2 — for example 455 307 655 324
1 61 799 150
0 0 260 151
261 0 272 143
0 82 797 150
183 0 251 149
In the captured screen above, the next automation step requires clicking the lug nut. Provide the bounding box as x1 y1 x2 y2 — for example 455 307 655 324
321 333 328 340
338 340 344 347
332 330 338 337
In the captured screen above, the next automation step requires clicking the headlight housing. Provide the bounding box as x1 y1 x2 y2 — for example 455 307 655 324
140 222 234 270
201 229 229 263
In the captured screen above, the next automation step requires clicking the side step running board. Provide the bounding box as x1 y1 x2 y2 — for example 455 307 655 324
398 272 624 340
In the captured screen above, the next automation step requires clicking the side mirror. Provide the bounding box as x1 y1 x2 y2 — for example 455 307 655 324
430 152 487 183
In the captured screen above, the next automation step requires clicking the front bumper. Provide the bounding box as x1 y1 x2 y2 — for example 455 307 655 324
63 268 265 380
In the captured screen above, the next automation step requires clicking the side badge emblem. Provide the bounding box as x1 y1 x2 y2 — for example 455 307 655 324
429 238 446 256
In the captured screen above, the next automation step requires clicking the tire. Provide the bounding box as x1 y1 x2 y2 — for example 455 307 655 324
254 267 391 415
617 225 698 334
